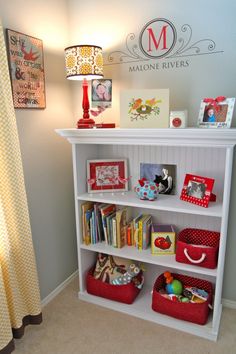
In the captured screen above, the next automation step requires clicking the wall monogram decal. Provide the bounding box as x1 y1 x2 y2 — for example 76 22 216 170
105 18 223 67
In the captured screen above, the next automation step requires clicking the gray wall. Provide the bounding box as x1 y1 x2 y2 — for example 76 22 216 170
1 0 235 302
0 0 77 300
68 0 236 301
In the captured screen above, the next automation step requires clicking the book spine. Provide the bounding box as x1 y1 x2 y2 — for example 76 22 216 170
138 219 143 251
143 217 152 250
112 217 117 247
134 217 141 248
127 223 132 246
85 210 92 245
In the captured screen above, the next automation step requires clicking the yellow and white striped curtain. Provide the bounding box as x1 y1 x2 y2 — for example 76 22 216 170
0 21 42 354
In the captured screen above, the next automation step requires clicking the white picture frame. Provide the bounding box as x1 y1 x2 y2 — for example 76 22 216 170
197 97 235 128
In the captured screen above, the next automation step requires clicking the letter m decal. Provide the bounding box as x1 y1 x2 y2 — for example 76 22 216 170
147 25 168 52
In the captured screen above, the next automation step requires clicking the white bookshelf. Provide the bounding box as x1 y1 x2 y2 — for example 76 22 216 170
56 128 236 341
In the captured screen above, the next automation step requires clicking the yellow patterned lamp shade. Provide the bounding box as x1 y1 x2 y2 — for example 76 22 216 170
65 45 103 80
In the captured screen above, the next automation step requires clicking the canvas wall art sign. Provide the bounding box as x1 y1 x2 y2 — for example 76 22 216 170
6 29 46 109
120 89 169 128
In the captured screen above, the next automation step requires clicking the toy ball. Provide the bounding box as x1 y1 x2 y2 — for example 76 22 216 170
166 279 183 295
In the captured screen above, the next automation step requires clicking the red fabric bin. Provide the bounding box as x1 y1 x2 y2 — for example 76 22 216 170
176 228 220 269
86 267 143 304
152 273 213 325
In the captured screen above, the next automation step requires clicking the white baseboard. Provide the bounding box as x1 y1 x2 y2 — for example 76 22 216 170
41 269 78 307
222 298 236 309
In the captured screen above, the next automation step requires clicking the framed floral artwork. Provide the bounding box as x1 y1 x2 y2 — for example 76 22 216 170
180 174 215 208
6 29 46 109
87 159 128 193
120 89 169 128
197 97 235 128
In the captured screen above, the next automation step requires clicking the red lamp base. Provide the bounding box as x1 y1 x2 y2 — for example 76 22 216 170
77 118 95 129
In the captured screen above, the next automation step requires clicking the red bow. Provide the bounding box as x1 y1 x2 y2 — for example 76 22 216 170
203 96 226 112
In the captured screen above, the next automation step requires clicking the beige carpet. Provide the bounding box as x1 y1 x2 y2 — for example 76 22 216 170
14 278 236 354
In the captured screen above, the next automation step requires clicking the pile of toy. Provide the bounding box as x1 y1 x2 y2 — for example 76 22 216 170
87 253 144 304
159 271 209 305
152 271 213 324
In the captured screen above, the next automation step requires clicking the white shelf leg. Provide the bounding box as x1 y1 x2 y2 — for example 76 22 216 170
212 147 234 330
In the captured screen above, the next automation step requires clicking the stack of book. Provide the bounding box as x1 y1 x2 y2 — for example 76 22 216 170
130 214 152 250
81 202 128 248
81 202 152 250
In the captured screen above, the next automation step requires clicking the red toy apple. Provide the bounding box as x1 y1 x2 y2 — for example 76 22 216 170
154 236 171 250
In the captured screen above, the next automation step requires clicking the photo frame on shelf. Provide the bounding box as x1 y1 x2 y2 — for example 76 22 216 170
197 97 235 128
180 174 215 208
140 163 176 195
87 159 128 193
91 79 112 108
120 89 169 128
6 29 46 109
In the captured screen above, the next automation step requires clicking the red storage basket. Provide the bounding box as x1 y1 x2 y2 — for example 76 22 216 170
86 267 143 304
176 228 220 269
152 273 213 325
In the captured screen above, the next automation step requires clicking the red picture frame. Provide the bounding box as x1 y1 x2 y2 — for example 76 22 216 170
87 159 128 193
180 174 215 208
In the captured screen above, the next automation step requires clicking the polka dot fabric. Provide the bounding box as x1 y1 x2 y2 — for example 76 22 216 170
176 228 220 269
152 273 213 325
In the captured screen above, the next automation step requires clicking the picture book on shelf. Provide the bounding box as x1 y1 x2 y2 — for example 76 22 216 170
116 208 128 248
81 201 94 245
142 215 152 250
100 204 116 244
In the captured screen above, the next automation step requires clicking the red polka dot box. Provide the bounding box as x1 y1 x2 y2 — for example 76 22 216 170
152 273 213 325
176 228 220 269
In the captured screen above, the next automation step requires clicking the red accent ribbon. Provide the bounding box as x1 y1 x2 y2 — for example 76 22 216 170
203 96 226 112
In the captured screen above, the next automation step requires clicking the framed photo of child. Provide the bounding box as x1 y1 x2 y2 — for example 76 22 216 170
197 97 235 128
180 174 215 208
91 79 112 108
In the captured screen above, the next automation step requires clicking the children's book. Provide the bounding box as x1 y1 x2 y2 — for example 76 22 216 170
100 204 116 244
81 201 94 245
106 212 116 245
116 208 127 248
96 203 107 242
112 216 117 247
133 214 143 248
126 222 132 246
138 214 150 250
85 208 93 245
142 215 152 249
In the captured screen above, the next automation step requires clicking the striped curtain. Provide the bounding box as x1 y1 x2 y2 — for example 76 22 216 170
0 21 42 354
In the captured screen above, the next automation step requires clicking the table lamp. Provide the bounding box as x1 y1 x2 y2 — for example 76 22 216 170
65 45 104 128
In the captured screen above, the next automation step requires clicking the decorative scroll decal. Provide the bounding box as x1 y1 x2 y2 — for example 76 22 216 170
105 19 223 66
166 24 218 58
107 33 148 64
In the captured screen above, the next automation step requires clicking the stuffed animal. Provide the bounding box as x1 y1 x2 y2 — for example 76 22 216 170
112 264 140 285
164 271 183 295
134 178 158 201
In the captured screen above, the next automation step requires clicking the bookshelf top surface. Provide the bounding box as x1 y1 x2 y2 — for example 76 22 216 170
56 128 236 147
